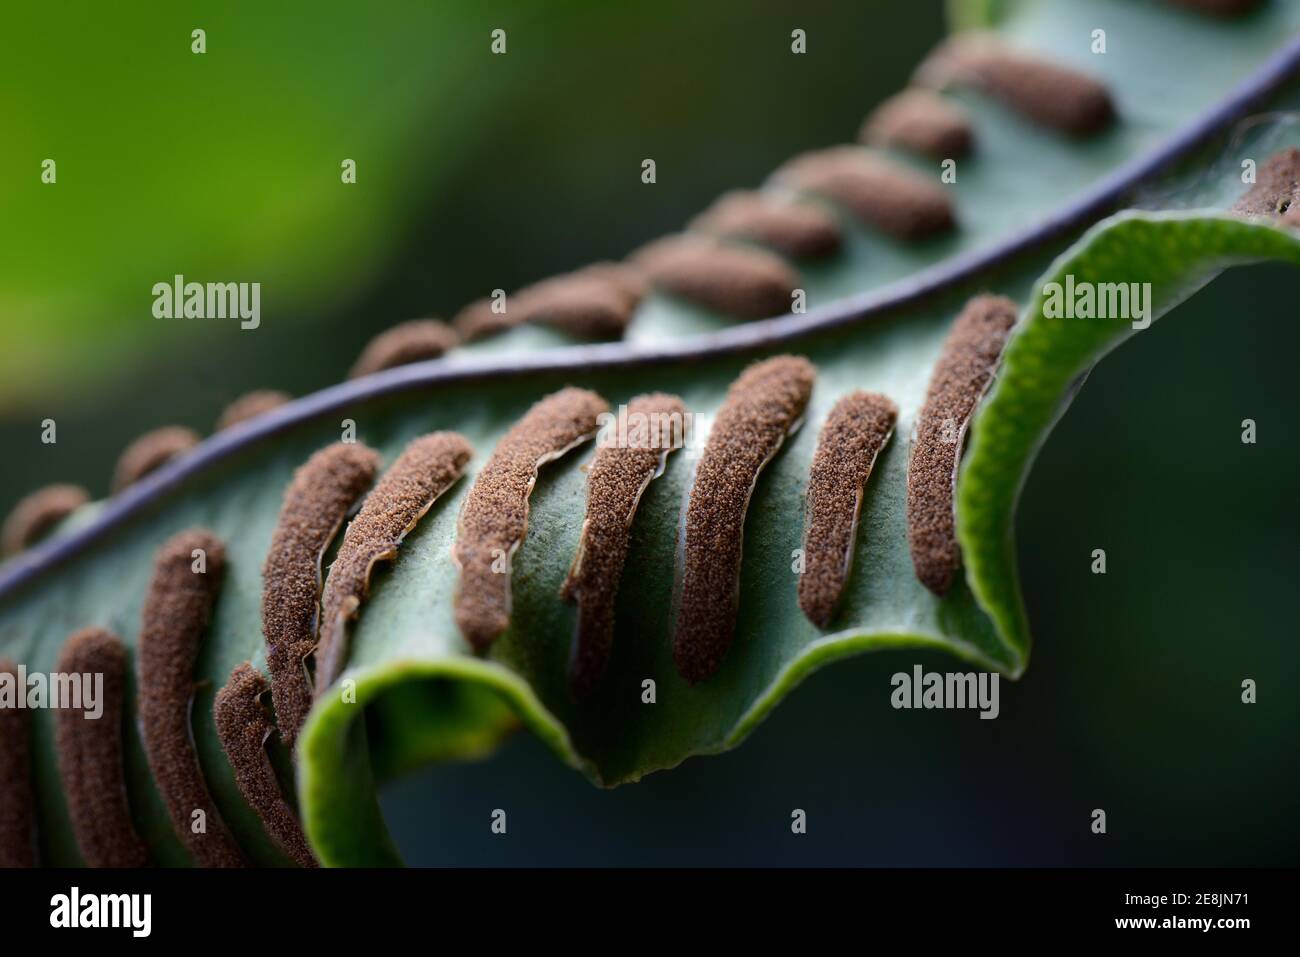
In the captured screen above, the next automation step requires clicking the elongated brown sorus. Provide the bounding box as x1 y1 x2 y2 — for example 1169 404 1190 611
455 265 647 344
561 392 688 698
689 191 843 260
314 432 473 693
137 528 245 867
53 629 150 868
674 356 815 683
1 484 89 556
452 296 518 342
773 147 956 241
214 663 316 868
348 319 459 379
860 88 974 158
263 443 381 745
1232 148 1300 222
0 658 36 867
629 234 801 319
111 425 201 493
216 390 292 431
915 34 1114 137
515 263 647 340
906 294 1017 596
453 387 609 651
798 392 898 628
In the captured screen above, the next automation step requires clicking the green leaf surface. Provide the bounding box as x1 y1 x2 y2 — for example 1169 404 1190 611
299 212 1300 866
3 0 1300 867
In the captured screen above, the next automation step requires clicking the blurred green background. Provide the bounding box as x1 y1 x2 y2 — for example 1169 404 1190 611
3 1 1296 865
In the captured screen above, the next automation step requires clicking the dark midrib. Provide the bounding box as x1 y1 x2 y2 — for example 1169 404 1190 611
2 34 1299 603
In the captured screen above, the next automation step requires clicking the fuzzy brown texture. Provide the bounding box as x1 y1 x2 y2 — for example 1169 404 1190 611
1 483 89 556
689 191 843 260
561 393 687 699
798 392 898 628
516 263 647 340
53 630 150 868
137 528 245 867
1167 0 1262 16
216 390 292 431
674 357 815 684
315 432 473 693
453 297 518 342
454 266 646 344
774 147 956 241
214 663 317 868
0 658 36 867
629 234 801 319
348 319 459 379
915 35 1114 137
453 388 609 651
907 294 1017 596
860 89 974 158
1232 148 1300 219
263 443 381 745
111 426 201 493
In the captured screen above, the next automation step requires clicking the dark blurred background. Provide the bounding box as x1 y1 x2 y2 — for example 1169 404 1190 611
4 1 1297 865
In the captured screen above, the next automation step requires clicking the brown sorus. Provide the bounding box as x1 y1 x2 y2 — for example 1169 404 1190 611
53 630 150 868
674 356 815 683
907 294 1017 596
137 528 246 867
1 484 89 556
629 234 801 319
798 392 898 628
915 35 1114 137
216 390 292 431
860 89 974 158
0 658 36 867
774 147 956 241
111 426 201 493
348 319 459 379
1232 148 1300 220
454 265 646 343
515 263 647 340
214 663 317 868
315 432 473 693
690 191 843 260
452 297 518 342
561 392 687 699
264 443 381 745
453 387 610 651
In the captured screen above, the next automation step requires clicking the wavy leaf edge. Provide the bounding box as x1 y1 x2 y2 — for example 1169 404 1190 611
293 211 1300 865
959 210 1300 675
